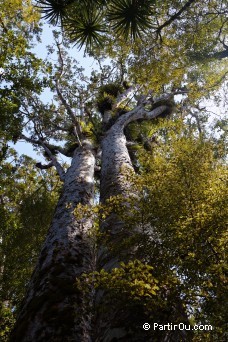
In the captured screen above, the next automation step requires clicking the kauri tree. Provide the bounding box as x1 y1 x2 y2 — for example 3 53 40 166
0 0 227 341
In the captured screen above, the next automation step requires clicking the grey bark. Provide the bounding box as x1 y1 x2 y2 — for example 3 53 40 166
100 104 168 201
11 140 95 342
99 105 168 270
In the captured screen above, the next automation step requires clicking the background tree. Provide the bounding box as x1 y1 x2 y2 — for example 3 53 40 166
0 150 60 341
130 121 227 341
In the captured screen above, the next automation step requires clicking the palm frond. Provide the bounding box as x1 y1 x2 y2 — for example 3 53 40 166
64 7 106 50
107 0 154 39
37 0 73 25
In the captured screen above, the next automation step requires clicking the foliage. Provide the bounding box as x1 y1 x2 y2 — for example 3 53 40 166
36 0 227 62
75 119 227 339
38 0 71 25
127 122 228 340
35 0 227 106
77 259 159 299
64 5 106 50
0 150 60 337
74 126 227 338
0 0 44 142
38 0 156 48
0 304 15 342
96 82 124 114
107 0 155 39
93 1 227 98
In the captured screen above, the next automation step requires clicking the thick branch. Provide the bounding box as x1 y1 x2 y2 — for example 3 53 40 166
20 134 73 157
40 141 65 181
113 93 174 130
21 134 65 181
190 112 202 134
113 86 137 110
192 48 228 61
211 48 228 59
123 105 168 127
0 16 8 33
36 161 53 170
157 0 197 33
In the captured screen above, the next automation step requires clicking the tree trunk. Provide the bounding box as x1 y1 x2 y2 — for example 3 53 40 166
95 104 170 341
99 103 169 269
11 140 95 342
98 119 136 270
